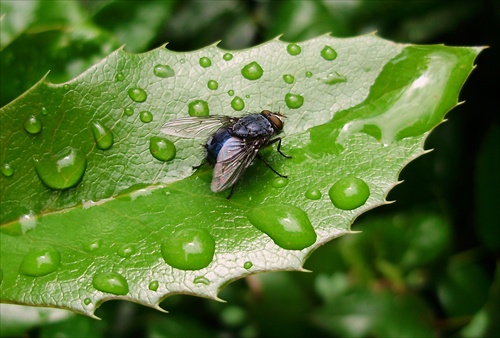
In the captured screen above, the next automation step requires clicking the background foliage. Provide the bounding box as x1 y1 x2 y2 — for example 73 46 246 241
0 0 498 337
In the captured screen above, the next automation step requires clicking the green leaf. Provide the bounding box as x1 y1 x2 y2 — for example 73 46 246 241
0 35 482 316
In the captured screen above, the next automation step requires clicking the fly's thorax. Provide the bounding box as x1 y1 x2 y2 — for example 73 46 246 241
231 114 275 139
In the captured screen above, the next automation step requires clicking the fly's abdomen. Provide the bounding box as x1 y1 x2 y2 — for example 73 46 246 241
205 128 232 165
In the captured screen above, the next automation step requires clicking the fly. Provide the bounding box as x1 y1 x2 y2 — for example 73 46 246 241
161 110 291 198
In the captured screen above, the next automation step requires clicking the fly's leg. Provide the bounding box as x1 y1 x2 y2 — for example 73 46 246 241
226 185 236 199
192 161 205 170
257 153 287 178
267 137 292 159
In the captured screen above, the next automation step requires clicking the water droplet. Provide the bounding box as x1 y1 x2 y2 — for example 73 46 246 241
148 280 159 291
305 71 313 78
1 162 14 177
328 177 370 210
285 93 304 109
83 240 102 252
161 228 215 270
140 111 153 123
149 136 176 161
194 276 210 285
245 94 250 99
63 84 70 91
243 261 253 269
128 87 147 102
188 100 210 117
123 107 134 116
247 204 316 250
24 115 42 134
271 177 288 188
115 72 125 81
321 45 337 61
41 107 48 115
227 90 234 96
241 61 263 80
323 71 347 85
153 64 175 78
35 147 87 190
305 188 322 200
83 298 92 305
207 80 218 90
117 244 135 258
199 57 212 68
283 74 294 84
91 122 113 150
20 247 61 277
92 272 129 295
223 53 233 61
231 96 245 111
287 43 302 56
19 211 38 234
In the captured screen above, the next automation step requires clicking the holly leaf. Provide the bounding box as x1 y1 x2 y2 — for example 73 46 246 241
0 35 482 316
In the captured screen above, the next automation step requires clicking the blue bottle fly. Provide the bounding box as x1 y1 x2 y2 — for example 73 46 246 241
161 110 290 198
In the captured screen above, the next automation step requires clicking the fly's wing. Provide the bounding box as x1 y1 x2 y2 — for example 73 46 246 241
161 115 237 138
211 137 263 192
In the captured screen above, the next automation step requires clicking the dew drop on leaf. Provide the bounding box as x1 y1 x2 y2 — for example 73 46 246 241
63 84 70 91
41 107 48 115
24 115 42 134
193 276 210 285
285 93 304 109
19 211 38 234
115 72 125 81
117 244 136 258
91 121 113 150
83 298 92 305
207 80 218 90
283 74 294 84
19 247 61 277
161 228 215 270
287 43 302 56
83 240 102 252
305 71 313 78
328 177 370 210
92 272 129 295
148 280 159 291
153 64 175 78
188 100 210 117
271 177 288 188
246 204 317 250
321 45 338 61
243 261 253 269
128 87 147 102
305 188 322 200
227 90 234 96
231 96 245 111
223 53 233 61
140 111 153 123
123 107 134 116
34 147 87 190
323 71 347 85
241 61 263 80
1 162 14 177
199 57 212 68
149 136 176 161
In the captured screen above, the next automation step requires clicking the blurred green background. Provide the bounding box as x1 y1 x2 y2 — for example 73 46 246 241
1 0 498 337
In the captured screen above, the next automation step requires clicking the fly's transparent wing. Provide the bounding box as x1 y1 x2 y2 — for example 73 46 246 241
161 115 237 138
211 137 264 192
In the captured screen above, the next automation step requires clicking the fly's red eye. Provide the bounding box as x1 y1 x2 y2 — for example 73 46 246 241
268 115 283 131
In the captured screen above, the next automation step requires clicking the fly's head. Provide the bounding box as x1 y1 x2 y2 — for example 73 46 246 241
261 110 286 134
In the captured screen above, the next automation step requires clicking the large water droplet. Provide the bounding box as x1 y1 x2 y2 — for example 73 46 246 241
140 111 153 123
283 74 294 84
223 53 233 61
305 188 322 200
19 211 38 234
20 247 61 277
117 244 136 258
123 107 134 116
241 61 263 80
247 204 316 250
207 80 218 90
115 72 125 81
231 96 245 111
128 87 147 102
321 46 338 61
285 93 304 109
24 115 42 134
161 228 215 270
199 57 212 68
328 177 370 210
193 276 210 285
153 64 175 78
287 43 302 56
149 136 176 161
323 71 347 85
35 147 87 190
1 162 14 177
271 177 288 188
188 100 210 117
92 272 129 295
148 280 159 291
91 122 113 150
243 261 253 269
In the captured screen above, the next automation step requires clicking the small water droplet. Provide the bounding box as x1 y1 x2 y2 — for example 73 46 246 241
83 298 92 305
194 276 210 285
123 107 134 116
153 64 175 78
91 121 113 150
149 136 176 161
24 115 42 134
188 100 210 117
199 57 212 68
323 71 347 85
117 244 135 258
247 204 316 250
63 84 70 91
285 93 304 109
115 72 125 81
305 188 322 200
287 43 302 56
227 90 235 96
271 177 288 188
128 87 147 102
35 147 87 190
231 96 245 111
1 162 14 177
223 53 233 61
305 71 313 78
140 111 153 123
207 80 218 90
328 177 370 210
92 272 129 295
321 46 338 61
283 74 294 84
20 247 61 277
243 261 253 269
19 211 38 234
241 61 263 80
148 280 159 291
161 228 215 270
83 240 102 252
41 107 48 115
